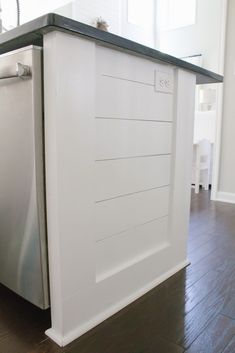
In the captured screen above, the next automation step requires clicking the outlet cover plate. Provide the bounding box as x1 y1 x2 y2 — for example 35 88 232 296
155 70 174 94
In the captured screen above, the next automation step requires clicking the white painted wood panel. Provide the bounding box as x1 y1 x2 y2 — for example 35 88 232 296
96 217 169 281
96 45 174 85
97 45 155 84
96 75 173 121
95 186 170 241
95 119 172 160
44 32 97 334
95 155 171 201
168 70 196 251
44 31 196 347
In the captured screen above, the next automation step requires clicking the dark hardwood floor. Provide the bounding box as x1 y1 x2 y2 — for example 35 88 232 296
1 190 235 353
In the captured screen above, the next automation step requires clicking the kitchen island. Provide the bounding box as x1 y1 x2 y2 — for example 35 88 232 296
0 14 223 347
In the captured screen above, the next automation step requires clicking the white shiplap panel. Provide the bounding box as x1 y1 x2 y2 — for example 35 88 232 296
96 45 155 84
95 186 170 241
44 30 196 347
95 119 172 160
96 217 169 280
95 155 171 201
96 75 173 121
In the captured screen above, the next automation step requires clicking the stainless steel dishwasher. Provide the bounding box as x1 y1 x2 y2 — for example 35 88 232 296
0 46 49 309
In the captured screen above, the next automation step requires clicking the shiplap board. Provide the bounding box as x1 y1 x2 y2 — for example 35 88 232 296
96 216 169 280
96 75 173 121
96 45 155 84
95 119 172 160
95 186 170 241
95 154 171 201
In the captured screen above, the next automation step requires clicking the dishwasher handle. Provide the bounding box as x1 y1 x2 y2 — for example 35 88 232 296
0 63 31 80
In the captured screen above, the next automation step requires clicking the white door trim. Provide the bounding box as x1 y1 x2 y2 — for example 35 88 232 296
211 0 228 201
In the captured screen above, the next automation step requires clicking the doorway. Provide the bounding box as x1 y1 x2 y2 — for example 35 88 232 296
156 0 227 200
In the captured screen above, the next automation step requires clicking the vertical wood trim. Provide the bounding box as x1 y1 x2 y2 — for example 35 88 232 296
43 32 64 336
211 0 228 201
168 69 196 259
43 31 97 339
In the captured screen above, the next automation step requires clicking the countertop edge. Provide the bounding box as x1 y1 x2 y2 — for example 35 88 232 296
0 13 223 84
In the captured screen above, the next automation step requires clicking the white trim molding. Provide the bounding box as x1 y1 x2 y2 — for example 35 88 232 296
216 192 235 204
211 0 228 201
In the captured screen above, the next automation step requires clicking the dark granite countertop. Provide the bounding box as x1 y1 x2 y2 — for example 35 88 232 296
0 13 223 84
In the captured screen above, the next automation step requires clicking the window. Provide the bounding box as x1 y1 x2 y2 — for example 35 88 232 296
1 0 17 30
158 0 197 31
127 0 154 28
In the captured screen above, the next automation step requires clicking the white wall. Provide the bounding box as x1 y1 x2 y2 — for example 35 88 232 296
20 0 73 23
1 0 73 28
119 0 155 47
74 0 121 35
2 0 156 43
1 0 121 34
64 0 155 48
218 0 235 196
157 0 224 74
2 0 153 45
194 111 216 143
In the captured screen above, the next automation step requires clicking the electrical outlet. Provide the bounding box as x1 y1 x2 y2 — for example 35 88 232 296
155 70 174 93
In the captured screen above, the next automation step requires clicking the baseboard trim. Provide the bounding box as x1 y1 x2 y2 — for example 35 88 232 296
46 259 190 347
216 191 235 204
45 328 64 347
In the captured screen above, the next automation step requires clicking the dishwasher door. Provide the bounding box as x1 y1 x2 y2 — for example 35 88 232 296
0 46 49 309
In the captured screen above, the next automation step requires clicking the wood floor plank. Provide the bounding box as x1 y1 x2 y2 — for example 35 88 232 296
159 255 235 348
66 324 184 353
187 228 215 254
0 284 50 353
221 336 235 353
185 245 235 288
185 315 235 353
189 232 234 266
29 339 65 353
220 288 235 320
160 284 229 348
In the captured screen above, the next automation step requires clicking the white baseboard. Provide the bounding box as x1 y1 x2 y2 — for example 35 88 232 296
45 328 64 347
216 191 235 204
46 259 190 347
